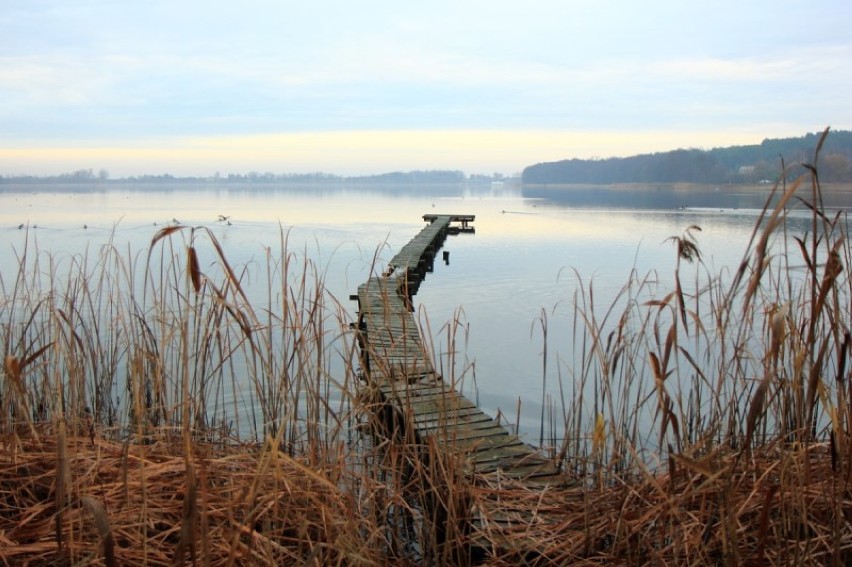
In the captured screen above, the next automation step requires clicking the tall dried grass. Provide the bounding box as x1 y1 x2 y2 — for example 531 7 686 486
2 129 852 564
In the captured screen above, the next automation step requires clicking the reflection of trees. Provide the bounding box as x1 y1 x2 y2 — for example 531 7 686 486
520 186 789 211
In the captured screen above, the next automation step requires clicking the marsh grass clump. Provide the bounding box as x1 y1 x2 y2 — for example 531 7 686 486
2 128 852 564
0 225 400 565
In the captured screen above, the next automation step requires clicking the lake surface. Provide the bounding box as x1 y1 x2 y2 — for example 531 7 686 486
1 181 844 443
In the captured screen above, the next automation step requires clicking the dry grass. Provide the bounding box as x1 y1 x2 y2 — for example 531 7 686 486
0 429 384 566
3 128 852 564
2 431 849 565
469 443 851 565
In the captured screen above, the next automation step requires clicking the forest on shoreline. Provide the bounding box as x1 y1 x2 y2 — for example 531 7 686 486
522 130 852 184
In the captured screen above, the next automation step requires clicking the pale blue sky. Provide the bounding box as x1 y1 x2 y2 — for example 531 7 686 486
2 0 850 176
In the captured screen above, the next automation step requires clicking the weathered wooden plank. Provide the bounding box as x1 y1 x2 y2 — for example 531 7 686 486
408 406 484 424
398 396 477 415
416 420 505 438
429 427 518 447
366 338 422 349
466 443 536 464
386 386 468 400
424 423 510 440
474 458 559 477
379 383 454 398
368 343 423 353
364 342 423 352
437 437 526 457
372 367 436 380
396 396 474 413
413 412 496 431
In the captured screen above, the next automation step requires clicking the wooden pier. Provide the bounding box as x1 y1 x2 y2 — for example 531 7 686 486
352 214 569 558
385 214 474 298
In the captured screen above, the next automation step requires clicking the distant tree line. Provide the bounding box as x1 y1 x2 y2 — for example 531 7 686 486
349 170 466 184
0 168 482 185
522 130 852 184
0 168 111 183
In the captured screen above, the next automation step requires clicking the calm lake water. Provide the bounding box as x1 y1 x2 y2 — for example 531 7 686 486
1 181 844 443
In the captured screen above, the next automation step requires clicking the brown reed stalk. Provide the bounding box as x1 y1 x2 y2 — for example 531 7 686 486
80 495 116 567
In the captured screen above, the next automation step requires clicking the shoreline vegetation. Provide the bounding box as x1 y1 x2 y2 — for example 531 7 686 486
3 130 852 564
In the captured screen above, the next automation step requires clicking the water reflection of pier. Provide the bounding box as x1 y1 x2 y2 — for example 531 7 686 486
352 214 569 556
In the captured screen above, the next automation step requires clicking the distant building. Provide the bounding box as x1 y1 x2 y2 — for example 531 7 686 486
738 165 756 175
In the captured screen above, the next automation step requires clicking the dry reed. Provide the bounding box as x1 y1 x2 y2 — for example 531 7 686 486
0 430 382 565
3 129 852 564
